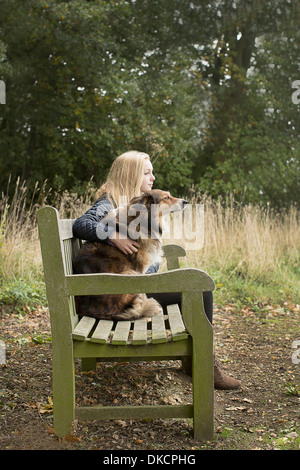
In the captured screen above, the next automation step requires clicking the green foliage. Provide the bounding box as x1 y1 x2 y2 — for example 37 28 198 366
198 121 300 206
284 383 299 397
196 26 300 207
0 0 299 205
0 279 47 310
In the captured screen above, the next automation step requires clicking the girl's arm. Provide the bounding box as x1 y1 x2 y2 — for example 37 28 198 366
72 196 115 242
73 196 140 254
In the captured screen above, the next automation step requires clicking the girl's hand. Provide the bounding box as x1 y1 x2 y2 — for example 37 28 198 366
110 231 140 255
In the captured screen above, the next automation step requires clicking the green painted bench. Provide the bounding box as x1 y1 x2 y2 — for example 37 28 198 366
37 206 215 440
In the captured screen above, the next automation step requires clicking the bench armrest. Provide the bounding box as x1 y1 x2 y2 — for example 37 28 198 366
67 269 215 336
66 268 214 296
162 244 186 270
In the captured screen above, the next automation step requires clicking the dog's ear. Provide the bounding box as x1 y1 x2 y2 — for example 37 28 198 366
138 192 155 209
130 192 155 209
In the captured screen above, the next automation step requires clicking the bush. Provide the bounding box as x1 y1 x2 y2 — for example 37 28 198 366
0 279 47 310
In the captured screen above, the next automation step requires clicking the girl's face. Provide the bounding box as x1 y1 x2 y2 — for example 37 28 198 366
140 158 155 192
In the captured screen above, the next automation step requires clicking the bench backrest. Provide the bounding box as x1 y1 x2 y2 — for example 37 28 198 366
59 218 81 275
38 207 81 334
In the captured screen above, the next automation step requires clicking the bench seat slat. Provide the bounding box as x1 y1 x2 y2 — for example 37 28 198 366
73 304 187 344
132 318 148 345
73 316 96 341
151 310 167 344
167 304 189 341
90 320 114 344
111 320 131 345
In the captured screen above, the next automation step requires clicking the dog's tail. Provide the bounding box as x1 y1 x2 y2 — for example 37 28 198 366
113 294 161 321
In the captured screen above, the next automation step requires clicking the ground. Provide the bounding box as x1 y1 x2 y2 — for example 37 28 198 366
0 302 299 451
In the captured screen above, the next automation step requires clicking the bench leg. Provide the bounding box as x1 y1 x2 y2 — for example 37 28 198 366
52 349 75 438
181 292 214 441
192 342 214 441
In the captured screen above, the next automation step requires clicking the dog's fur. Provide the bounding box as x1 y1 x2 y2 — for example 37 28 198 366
73 189 187 321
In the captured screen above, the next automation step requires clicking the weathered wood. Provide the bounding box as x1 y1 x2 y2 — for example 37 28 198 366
167 304 189 341
151 310 167 344
182 291 214 440
132 317 148 345
90 319 114 344
37 207 76 437
74 336 192 359
63 239 73 275
37 206 215 441
66 268 215 296
163 244 186 270
76 404 193 421
73 316 96 341
59 218 76 240
111 320 131 345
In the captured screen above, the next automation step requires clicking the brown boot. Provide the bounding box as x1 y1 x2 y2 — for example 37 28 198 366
214 359 241 390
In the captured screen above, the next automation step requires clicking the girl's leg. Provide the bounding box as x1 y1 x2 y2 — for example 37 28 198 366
147 291 213 323
147 290 241 390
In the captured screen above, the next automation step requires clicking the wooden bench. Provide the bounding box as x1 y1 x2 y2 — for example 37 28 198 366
37 206 215 440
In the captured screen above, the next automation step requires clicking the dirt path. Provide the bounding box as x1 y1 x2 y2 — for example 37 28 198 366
0 302 299 450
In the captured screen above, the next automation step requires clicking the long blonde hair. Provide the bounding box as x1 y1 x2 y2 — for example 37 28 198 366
96 151 150 206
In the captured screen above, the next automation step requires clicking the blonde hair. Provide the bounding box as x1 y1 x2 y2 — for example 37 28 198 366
96 151 150 206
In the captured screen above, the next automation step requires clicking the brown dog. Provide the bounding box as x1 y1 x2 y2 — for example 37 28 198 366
73 190 187 321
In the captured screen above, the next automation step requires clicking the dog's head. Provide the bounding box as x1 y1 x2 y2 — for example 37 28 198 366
104 190 187 242
130 190 188 214
126 190 188 240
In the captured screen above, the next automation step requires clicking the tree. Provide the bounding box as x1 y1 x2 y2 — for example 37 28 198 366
0 0 299 206
0 1 113 190
0 0 203 196
197 16 300 206
113 0 300 205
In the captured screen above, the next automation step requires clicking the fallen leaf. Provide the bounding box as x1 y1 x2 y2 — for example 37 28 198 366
64 434 81 442
225 406 248 411
115 420 127 427
36 396 53 414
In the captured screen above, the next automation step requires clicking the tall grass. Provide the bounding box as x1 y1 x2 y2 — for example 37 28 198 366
182 194 300 306
0 180 299 309
0 178 94 308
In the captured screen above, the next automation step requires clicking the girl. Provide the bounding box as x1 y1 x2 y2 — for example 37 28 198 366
73 150 241 390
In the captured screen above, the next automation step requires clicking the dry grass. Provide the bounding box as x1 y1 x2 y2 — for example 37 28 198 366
0 181 299 306
188 194 299 275
0 178 94 282
167 193 300 304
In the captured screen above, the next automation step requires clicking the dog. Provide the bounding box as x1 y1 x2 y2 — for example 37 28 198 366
73 189 187 321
